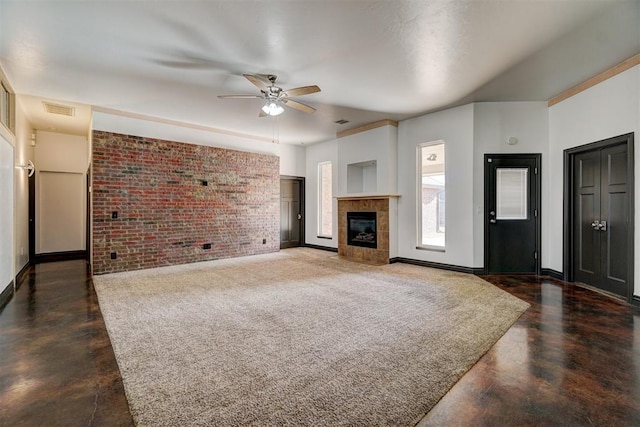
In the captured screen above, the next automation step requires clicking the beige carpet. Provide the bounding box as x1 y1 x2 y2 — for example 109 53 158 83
93 248 529 426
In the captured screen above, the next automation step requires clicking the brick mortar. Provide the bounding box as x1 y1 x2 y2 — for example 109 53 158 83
92 131 279 274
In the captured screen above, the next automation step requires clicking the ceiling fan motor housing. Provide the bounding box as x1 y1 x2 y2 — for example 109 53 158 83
266 86 282 99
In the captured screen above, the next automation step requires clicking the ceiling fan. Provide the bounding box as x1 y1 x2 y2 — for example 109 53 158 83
218 74 320 117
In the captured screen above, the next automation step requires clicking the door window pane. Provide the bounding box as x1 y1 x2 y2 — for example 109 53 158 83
496 168 528 220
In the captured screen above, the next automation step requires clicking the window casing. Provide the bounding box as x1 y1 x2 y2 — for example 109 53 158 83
0 79 14 134
418 141 445 249
318 161 333 238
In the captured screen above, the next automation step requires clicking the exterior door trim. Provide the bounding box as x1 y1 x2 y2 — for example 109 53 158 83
563 132 634 302
484 153 542 275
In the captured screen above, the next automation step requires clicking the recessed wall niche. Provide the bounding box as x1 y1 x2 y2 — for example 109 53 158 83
347 160 377 193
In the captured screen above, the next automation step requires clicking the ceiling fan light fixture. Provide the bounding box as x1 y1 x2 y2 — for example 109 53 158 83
262 101 284 116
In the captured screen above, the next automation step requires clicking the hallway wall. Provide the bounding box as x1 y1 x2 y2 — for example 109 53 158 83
13 98 33 272
0 130 13 293
34 130 88 254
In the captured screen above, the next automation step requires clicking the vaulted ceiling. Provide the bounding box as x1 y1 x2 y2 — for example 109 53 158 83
0 0 638 144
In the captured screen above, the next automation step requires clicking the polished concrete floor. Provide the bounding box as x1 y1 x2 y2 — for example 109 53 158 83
0 261 133 426
421 275 640 426
0 260 638 426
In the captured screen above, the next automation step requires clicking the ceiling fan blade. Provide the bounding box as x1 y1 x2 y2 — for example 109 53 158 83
282 99 316 113
243 74 269 91
217 94 263 99
151 59 215 69
283 85 321 97
258 109 268 118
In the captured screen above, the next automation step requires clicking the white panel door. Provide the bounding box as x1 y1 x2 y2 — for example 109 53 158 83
37 171 85 254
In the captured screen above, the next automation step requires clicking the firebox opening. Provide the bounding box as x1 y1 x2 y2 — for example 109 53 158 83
347 211 377 249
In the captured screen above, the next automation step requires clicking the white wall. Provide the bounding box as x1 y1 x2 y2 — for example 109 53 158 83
279 143 306 177
305 139 338 248
549 65 640 296
397 104 475 267
0 129 13 292
337 125 398 196
472 102 549 268
0 64 33 297
35 130 88 254
306 104 547 269
309 73 636 293
0 61 15 294
14 97 34 272
304 124 397 249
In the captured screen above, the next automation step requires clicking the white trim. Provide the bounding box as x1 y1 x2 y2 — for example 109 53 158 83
92 106 274 144
317 160 333 238
417 140 446 250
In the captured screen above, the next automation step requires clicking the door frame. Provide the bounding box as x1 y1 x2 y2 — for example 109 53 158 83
28 170 35 263
280 175 305 248
484 153 542 275
563 132 634 302
86 167 91 265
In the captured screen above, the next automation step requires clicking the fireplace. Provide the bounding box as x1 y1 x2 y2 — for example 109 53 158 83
338 195 398 264
347 212 377 249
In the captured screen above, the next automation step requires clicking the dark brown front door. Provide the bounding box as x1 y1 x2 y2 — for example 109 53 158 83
280 178 303 249
571 139 631 297
485 154 541 274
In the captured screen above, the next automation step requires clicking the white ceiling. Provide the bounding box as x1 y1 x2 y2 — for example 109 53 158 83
1 0 638 144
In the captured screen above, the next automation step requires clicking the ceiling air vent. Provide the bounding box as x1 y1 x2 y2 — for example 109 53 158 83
43 102 75 117
334 119 349 125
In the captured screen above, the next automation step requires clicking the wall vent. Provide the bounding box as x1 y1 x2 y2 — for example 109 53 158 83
334 119 349 125
43 102 75 117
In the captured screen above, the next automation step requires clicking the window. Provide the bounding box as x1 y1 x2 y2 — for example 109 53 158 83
0 82 10 130
0 78 14 134
318 161 333 237
418 141 445 248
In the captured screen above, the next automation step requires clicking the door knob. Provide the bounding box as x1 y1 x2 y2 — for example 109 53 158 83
591 220 600 229
297 213 302 220
598 220 607 231
489 219 496 223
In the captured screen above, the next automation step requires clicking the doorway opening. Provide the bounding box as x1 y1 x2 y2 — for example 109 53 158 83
280 176 305 249
563 133 634 301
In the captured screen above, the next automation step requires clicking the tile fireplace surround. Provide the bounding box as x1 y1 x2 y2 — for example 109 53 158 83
337 195 399 265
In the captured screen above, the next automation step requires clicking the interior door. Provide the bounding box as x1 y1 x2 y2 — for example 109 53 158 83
572 143 630 297
280 178 303 249
485 154 541 274
37 171 85 254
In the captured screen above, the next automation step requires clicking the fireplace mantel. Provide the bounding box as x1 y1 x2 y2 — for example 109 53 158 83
336 194 400 201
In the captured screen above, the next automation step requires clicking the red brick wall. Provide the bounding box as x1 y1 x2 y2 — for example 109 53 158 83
92 131 280 274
